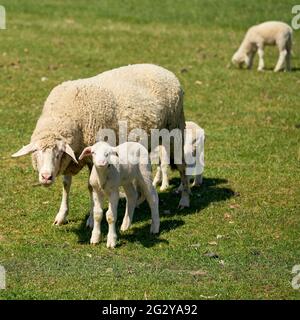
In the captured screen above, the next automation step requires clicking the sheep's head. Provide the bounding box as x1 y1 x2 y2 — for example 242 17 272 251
12 140 78 186
79 141 116 169
231 50 246 68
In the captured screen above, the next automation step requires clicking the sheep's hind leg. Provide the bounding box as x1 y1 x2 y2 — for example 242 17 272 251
285 49 291 71
120 183 138 232
138 178 160 234
274 49 287 72
54 175 72 225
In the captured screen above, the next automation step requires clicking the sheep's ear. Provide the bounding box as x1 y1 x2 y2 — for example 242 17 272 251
111 147 118 156
12 143 36 157
78 147 92 161
65 144 78 164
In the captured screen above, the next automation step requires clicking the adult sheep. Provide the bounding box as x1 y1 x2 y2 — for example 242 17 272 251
12 64 190 225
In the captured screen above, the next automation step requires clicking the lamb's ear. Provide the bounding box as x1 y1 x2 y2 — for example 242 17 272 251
65 144 78 164
110 146 119 156
78 147 92 161
12 143 36 157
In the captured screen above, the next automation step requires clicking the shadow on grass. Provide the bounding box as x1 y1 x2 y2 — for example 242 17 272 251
71 177 235 247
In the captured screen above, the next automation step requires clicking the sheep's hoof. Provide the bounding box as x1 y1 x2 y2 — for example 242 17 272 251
160 184 169 191
120 222 131 232
86 214 94 229
53 213 68 226
178 196 190 209
90 237 100 245
106 237 117 249
150 223 160 234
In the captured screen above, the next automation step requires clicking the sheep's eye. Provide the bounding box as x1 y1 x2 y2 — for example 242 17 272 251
104 152 108 157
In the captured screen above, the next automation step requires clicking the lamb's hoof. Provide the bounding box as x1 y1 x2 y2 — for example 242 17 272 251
119 191 126 198
53 213 67 226
106 238 117 249
160 185 169 191
150 223 160 234
120 222 131 232
86 214 94 229
178 196 190 209
90 235 100 245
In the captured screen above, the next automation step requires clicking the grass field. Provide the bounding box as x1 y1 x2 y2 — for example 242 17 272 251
0 0 299 299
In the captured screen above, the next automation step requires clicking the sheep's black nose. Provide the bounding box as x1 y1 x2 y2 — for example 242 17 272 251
42 174 53 181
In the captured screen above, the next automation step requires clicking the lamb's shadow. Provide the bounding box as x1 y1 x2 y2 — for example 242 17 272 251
71 177 235 248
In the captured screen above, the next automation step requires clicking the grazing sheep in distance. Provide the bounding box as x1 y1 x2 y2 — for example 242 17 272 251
152 121 205 191
231 21 293 72
79 141 160 248
12 63 190 227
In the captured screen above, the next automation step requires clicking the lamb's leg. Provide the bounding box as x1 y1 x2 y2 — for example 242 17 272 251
246 51 255 70
192 174 203 187
54 175 72 225
274 49 287 72
160 163 169 191
120 183 138 232
159 145 169 191
177 161 190 208
138 177 160 234
152 166 162 188
90 187 104 245
257 47 265 71
176 175 192 192
286 49 291 71
106 191 119 248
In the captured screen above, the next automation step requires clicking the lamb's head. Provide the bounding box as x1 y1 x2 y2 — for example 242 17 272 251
232 48 254 69
231 50 247 68
79 141 116 169
12 139 78 186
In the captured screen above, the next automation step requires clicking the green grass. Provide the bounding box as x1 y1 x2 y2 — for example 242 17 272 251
0 0 300 299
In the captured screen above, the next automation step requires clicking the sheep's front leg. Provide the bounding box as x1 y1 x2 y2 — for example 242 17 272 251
160 163 169 191
121 183 138 232
152 166 162 188
106 191 119 248
54 175 72 225
86 164 94 229
90 188 104 245
274 49 287 72
257 47 265 71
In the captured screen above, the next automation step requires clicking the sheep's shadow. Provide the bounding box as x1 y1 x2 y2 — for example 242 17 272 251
70 176 235 248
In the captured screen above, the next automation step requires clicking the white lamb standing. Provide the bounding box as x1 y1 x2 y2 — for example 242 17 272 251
12 64 190 228
152 121 205 191
79 141 160 248
232 21 293 72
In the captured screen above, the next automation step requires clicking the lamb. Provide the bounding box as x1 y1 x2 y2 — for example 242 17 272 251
152 121 205 191
12 64 190 227
79 141 159 247
231 21 293 72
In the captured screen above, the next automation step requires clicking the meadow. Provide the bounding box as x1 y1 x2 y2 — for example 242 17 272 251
0 0 299 299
